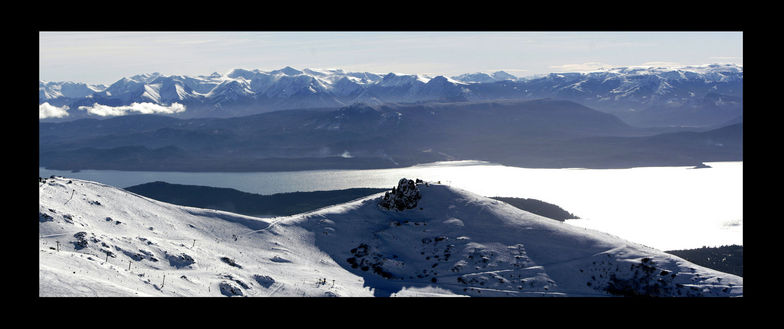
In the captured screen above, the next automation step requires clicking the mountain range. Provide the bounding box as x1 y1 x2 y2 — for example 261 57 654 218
39 99 743 172
38 176 743 297
40 64 743 127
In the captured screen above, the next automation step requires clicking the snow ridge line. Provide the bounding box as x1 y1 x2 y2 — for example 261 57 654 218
239 191 387 236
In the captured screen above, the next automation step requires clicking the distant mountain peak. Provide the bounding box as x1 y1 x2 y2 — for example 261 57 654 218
226 68 258 80
452 71 517 83
491 71 517 81
271 66 303 76
130 72 162 83
426 75 449 83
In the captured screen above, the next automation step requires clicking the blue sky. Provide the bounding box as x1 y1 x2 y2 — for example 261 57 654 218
39 31 743 85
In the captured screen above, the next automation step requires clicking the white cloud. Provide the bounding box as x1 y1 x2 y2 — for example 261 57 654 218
39 102 70 119
640 61 684 69
77 102 186 117
549 62 611 73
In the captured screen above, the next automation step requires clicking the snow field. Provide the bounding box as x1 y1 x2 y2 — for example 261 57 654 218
39 176 742 297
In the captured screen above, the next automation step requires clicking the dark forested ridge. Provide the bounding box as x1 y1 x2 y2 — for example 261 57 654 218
39 99 742 172
490 197 579 221
665 245 743 277
125 181 387 217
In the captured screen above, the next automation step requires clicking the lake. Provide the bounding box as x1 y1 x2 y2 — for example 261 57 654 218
39 160 742 251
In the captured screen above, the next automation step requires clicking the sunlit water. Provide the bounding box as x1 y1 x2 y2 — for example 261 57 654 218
39 161 742 251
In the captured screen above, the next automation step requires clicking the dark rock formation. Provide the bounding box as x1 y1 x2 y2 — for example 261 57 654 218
378 178 422 211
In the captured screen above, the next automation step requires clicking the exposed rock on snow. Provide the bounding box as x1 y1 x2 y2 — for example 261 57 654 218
253 275 276 288
220 256 242 268
270 256 291 263
39 212 54 223
378 178 422 211
219 281 244 297
166 252 195 268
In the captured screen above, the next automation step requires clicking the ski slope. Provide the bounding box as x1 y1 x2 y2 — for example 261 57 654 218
38 176 742 297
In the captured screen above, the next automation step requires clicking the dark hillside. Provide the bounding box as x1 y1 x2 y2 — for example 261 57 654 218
490 197 580 221
125 181 387 217
665 245 743 277
39 99 742 172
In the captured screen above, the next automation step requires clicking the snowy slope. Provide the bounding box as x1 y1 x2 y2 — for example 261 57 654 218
38 176 742 297
39 176 373 297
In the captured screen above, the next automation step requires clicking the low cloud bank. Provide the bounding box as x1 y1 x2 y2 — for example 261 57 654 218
39 102 70 119
77 102 186 117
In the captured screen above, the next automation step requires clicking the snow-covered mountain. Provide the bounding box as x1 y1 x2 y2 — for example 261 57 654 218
512 64 743 126
39 81 107 100
39 176 742 297
39 64 742 126
516 64 742 104
452 71 518 84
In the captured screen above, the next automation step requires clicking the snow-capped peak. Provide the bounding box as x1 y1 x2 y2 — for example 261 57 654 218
270 66 303 76
588 63 743 77
226 68 259 80
451 71 518 84
378 72 431 86
129 72 163 83
39 81 108 100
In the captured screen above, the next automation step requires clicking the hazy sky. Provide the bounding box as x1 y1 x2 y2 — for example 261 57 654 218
39 31 743 85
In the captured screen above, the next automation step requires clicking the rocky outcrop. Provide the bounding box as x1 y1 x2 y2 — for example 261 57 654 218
378 178 422 211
